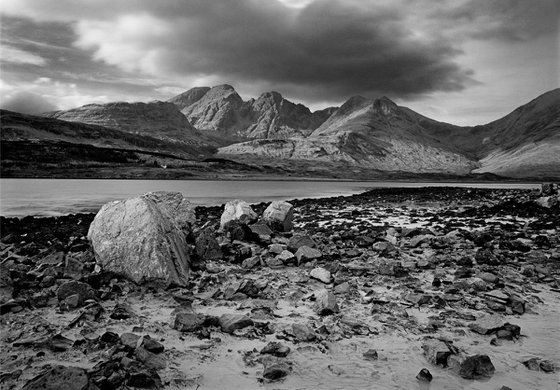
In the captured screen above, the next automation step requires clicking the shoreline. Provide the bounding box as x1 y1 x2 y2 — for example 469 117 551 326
0 183 543 219
0 174 547 183
1 186 558 389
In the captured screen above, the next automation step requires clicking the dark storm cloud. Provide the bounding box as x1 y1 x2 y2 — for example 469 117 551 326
113 0 477 101
1 0 557 108
432 0 560 42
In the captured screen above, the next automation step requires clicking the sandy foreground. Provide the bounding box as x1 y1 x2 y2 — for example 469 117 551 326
1 187 559 390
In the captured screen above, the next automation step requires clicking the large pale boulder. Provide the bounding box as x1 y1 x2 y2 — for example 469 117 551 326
220 200 257 230
263 201 294 231
88 192 195 287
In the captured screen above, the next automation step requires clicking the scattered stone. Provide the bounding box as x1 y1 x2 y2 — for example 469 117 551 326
142 336 164 354
120 333 141 350
363 349 378 361
485 290 509 304
110 303 134 319
173 312 206 332
57 281 96 308
268 243 284 254
309 267 332 284
263 201 294 232
523 357 556 373
63 256 84 280
535 196 558 208
292 323 316 341
242 256 261 269
410 234 433 247
313 289 339 315
457 354 495 379
416 368 433 382
287 234 316 253
478 272 497 285
422 339 455 366
263 362 290 381
276 250 295 264
219 314 254 334
220 200 257 230
195 227 222 260
295 246 322 265
475 248 499 266
249 223 273 242
260 342 291 357
135 346 167 370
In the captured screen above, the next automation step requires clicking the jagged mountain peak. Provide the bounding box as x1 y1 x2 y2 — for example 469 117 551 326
168 87 210 110
373 96 398 116
257 91 284 104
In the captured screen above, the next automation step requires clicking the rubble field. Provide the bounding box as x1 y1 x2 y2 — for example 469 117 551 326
1 186 559 390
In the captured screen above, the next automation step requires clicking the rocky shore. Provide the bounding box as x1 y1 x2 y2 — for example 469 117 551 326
1 186 559 389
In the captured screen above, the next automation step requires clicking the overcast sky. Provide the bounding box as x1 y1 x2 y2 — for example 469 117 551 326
0 0 558 125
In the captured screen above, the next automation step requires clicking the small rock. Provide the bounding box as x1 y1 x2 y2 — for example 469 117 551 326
422 339 454 366
363 349 378 361
57 281 96 308
260 342 291 357
268 243 284 254
485 290 509 304
263 201 294 232
292 323 316 341
535 196 558 208
242 256 261 269
110 303 134 319
458 354 495 379
249 223 273 242
523 357 556 373
142 336 164 354
265 257 284 268
120 333 141 350
334 281 350 294
478 272 498 284
173 312 206 332
295 246 322 265
313 289 339 315
416 368 432 382
63 256 84 280
220 200 257 230
100 331 120 344
195 227 222 261
309 267 332 284
287 234 316 253
277 250 296 264
263 363 290 381
219 314 253 334
135 346 167 370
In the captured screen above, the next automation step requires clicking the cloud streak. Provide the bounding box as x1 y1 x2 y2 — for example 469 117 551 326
1 45 47 65
0 0 484 102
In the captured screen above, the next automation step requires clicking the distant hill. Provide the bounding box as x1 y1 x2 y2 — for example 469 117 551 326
44 101 208 148
1 87 558 180
218 89 560 178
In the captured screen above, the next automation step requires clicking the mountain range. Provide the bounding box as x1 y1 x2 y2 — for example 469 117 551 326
1 85 559 180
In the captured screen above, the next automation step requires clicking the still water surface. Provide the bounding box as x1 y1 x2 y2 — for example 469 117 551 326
0 178 539 217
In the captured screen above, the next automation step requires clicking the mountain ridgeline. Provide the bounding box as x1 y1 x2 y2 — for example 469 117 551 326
1 85 558 179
